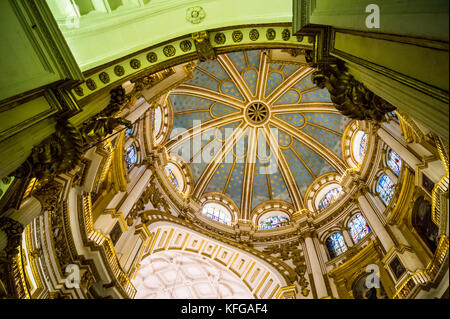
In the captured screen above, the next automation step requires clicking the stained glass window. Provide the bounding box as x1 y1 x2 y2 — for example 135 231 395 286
376 174 395 204
258 216 289 230
153 106 162 137
353 131 368 164
359 133 368 160
125 145 137 169
348 213 371 244
387 149 402 176
202 203 232 226
318 186 345 212
125 127 134 137
165 166 181 192
326 232 347 259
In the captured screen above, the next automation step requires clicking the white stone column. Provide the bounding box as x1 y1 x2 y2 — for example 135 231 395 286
357 193 395 253
342 228 354 248
377 126 421 169
118 168 152 218
304 233 328 299
368 192 387 215
125 98 151 124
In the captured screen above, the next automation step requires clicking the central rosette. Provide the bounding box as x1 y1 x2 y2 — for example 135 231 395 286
245 102 270 126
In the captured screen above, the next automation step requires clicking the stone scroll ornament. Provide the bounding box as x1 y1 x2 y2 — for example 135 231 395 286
11 86 132 182
311 61 396 122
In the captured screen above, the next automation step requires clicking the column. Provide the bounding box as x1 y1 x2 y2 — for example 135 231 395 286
304 233 328 299
118 168 152 218
342 228 354 248
125 98 151 124
357 192 395 253
377 126 421 169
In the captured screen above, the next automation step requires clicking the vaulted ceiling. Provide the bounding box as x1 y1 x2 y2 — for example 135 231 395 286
164 49 351 218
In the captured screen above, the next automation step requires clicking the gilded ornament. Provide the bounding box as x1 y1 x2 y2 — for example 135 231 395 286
282 29 291 41
99 72 110 84
232 30 243 43
266 28 276 40
114 65 125 76
146 52 158 63
180 40 193 52
86 79 97 91
296 35 304 42
192 31 216 62
186 6 206 24
130 59 141 69
214 32 226 45
249 29 259 41
74 86 84 97
163 45 176 57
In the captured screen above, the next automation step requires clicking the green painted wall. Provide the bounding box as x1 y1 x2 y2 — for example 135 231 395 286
47 0 293 71
334 32 449 91
0 1 61 101
307 0 449 41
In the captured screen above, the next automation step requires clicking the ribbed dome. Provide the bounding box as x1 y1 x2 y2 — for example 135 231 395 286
161 49 351 218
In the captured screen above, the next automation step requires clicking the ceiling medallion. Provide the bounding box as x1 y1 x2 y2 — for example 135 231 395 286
246 102 270 126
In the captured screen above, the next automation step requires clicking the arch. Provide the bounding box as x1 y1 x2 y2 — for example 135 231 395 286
141 220 294 299
133 250 254 299
325 232 347 259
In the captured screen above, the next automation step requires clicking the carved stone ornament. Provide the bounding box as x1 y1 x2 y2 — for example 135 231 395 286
192 31 216 62
186 6 206 24
263 240 310 296
12 119 84 181
32 179 63 213
311 61 396 122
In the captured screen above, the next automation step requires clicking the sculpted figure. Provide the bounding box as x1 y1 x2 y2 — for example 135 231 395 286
312 62 395 122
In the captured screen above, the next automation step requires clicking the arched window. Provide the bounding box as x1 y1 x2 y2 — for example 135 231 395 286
318 186 344 212
153 106 162 137
125 126 134 137
165 166 181 192
348 213 371 244
202 203 232 226
326 232 347 259
376 174 395 204
352 131 368 164
387 149 402 176
125 145 137 169
258 216 289 230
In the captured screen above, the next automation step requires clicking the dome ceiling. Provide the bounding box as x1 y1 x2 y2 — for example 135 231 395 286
163 49 351 218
